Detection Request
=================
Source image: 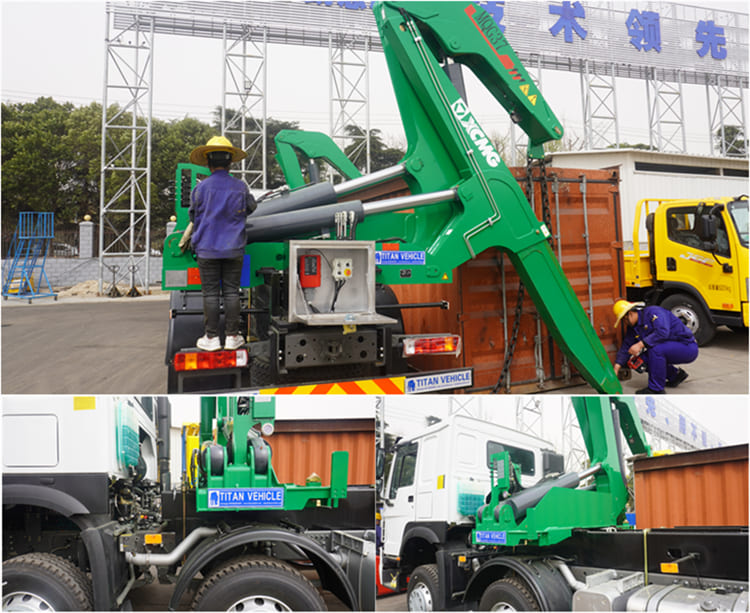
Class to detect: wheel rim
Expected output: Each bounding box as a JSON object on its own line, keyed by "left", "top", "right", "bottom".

{"left": 2, "top": 592, "right": 55, "bottom": 612}
{"left": 408, "top": 582, "right": 433, "bottom": 611}
{"left": 670, "top": 305, "right": 700, "bottom": 333}
{"left": 489, "top": 602, "right": 517, "bottom": 612}
{"left": 226, "top": 595, "right": 292, "bottom": 612}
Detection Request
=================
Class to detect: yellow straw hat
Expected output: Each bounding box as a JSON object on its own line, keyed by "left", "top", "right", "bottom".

{"left": 189, "top": 135, "right": 246, "bottom": 166}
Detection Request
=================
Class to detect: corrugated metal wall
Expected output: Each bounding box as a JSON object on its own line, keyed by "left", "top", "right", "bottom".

{"left": 392, "top": 167, "right": 623, "bottom": 392}
{"left": 633, "top": 444, "right": 749, "bottom": 529}
{"left": 265, "top": 418, "right": 374, "bottom": 486}
{"left": 549, "top": 150, "right": 749, "bottom": 242}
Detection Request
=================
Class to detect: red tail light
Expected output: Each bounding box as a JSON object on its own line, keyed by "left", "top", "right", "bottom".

{"left": 402, "top": 335, "right": 462, "bottom": 357}
{"left": 173, "top": 349, "right": 248, "bottom": 371}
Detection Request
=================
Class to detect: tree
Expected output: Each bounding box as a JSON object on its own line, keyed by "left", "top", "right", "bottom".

{"left": 343, "top": 125, "right": 405, "bottom": 173}
{"left": 151, "top": 117, "right": 214, "bottom": 228}
{"left": 1, "top": 98, "right": 75, "bottom": 228}
{"left": 715, "top": 125, "right": 747, "bottom": 157}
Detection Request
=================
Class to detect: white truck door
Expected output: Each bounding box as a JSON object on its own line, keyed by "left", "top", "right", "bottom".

{"left": 382, "top": 441, "right": 418, "bottom": 559}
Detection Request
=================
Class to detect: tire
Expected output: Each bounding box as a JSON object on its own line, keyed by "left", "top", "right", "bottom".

{"left": 2, "top": 553, "right": 93, "bottom": 611}
{"left": 660, "top": 293, "right": 716, "bottom": 346}
{"left": 406, "top": 564, "right": 440, "bottom": 612}
{"left": 479, "top": 577, "right": 540, "bottom": 612}
{"left": 192, "top": 556, "right": 327, "bottom": 611}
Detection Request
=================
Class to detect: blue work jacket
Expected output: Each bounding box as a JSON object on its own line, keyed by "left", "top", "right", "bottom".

{"left": 189, "top": 169, "right": 256, "bottom": 259}
{"left": 615, "top": 305, "right": 696, "bottom": 367}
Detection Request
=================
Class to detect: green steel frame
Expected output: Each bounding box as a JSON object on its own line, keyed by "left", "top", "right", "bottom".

{"left": 473, "top": 396, "right": 652, "bottom": 547}
{"left": 195, "top": 397, "right": 349, "bottom": 512}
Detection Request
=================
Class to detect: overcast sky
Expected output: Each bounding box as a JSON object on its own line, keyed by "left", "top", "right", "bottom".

{"left": 2, "top": 0, "right": 748, "bottom": 153}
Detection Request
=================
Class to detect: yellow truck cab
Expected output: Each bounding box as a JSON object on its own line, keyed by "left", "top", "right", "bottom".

{"left": 623, "top": 196, "right": 748, "bottom": 345}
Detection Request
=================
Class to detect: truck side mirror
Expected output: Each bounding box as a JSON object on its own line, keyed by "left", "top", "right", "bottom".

{"left": 697, "top": 214, "right": 717, "bottom": 241}
{"left": 376, "top": 447, "right": 385, "bottom": 480}
{"left": 542, "top": 449, "right": 565, "bottom": 476}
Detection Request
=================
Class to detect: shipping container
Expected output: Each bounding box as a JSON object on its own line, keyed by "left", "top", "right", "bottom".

{"left": 633, "top": 444, "right": 749, "bottom": 529}
{"left": 265, "top": 418, "right": 375, "bottom": 486}
{"left": 391, "top": 167, "right": 624, "bottom": 393}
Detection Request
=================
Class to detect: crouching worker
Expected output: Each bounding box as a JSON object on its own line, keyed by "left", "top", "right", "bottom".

{"left": 612, "top": 299, "right": 698, "bottom": 394}
{"left": 188, "top": 136, "right": 257, "bottom": 351}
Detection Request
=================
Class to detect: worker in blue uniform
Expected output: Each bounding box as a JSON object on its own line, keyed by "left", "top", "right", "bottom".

{"left": 188, "top": 136, "right": 256, "bottom": 352}
{"left": 612, "top": 299, "right": 698, "bottom": 394}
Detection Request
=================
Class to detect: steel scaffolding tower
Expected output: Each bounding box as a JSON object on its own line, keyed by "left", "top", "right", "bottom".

{"left": 707, "top": 76, "right": 747, "bottom": 157}
{"left": 329, "top": 32, "right": 370, "bottom": 176}
{"left": 515, "top": 397, "right": 544, "bottom": 441}
{"left": 100, "top": 5, "right": 153, "bottom": 296}
{"left": 646, "top": 69, "right": 687, "bottom": 153}
{"left": 581, "top": 61, "right": 620, "bottom": 150}
{"left": 223, "top": 23, "right": 267, "bottom": 191}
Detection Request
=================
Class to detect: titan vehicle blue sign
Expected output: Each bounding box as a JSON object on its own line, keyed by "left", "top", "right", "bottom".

{"left": 207, "top": 488, "right": 284, "bottom": 509}
{"left": 475, "top": 530, "right": 508, "bottom": 545}
{"left": 375, "top": 250, "right": 426, "bottom": 265}
{"left": 406, "top": 369, "right": 473, "bottom": 393}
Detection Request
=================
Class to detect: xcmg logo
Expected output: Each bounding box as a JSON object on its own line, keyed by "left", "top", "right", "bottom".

{"left": 450, "top": 99, "right": 501, "bottom": 168}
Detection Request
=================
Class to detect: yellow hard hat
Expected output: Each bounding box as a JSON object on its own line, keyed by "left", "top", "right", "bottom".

{"left": 189, "top": 135, "right": 246, "bottom": 166}
{"left": 376, "top": 512, "right": 382, "bottom": 520}
{"left": 613, "top": 299, "right": 644, "bottom": 327}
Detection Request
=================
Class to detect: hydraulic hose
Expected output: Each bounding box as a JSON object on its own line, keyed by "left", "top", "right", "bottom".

{"left": 124, "top": 527, "right": 217, "bottom": 566}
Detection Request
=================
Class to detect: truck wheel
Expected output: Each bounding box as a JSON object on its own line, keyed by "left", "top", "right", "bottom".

{"left": 192, "top": 556, "right": 327, "bottom": 611}
{"left": 406, "top": 564, "right": 440, "bottom": 611}
{"left": 660, "top": 293, "right": 715, "bottom": 346}
{"left": 2, "top": 553, "right": 93, "bottom": 611}
{"left": 479, "top": 577, "right": 540, "bottom": 611}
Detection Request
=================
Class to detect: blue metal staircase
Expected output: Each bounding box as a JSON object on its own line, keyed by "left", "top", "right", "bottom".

{"left": 2, "top": 212, "right": 57, "bottom": 302}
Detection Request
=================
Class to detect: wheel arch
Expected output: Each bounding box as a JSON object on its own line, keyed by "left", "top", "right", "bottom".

{"left": 464, "top": 557, "right": 572, "bottom": 612}
{"left": 657, "top": 282, "right": 712, "bottom": 318}
{"left": 3, "top": 483, "right": 91, "bottom": 517}
{"left": 2, "top": 497, "right": 126, "bottom": 612}
{"left": 168, "top": 526, "right": 358, "bottom": 611}
{"left": 399, "top": 525, "right": 442, "bottom": 570}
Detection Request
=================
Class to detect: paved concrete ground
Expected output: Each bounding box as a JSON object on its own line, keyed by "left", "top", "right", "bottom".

{"left": 2, "top": 293, "right": 747, "bottom": 395}
{"left": 552, "top": 326, "right": 748, "bottom": 396}
{"left": 2, "top": 294, "right": 169, "bottom": 394}
{"left": 377, "top": 590, "right": 408, "bottom": 611}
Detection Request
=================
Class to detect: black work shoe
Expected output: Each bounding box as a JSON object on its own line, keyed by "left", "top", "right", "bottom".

{"left": 666, "top": 368, "right": 689, "bottom": 388}
{"left": 636, "top": 386, "right": 665, "bottom": 394}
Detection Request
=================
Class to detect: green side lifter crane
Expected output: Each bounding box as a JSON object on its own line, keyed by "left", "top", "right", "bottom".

{"left": 378, "top": 396, "right": 747, "bottom": 611}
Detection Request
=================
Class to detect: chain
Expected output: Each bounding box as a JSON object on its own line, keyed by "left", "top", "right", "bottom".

{"left": 538, "top": 156, "right": 554, "bottom": 248}
{"left": 492, "top": 275, "right": 525, "bottom": 393}
{"left": 492, "top": 156, "right": 536, "bottom": 393}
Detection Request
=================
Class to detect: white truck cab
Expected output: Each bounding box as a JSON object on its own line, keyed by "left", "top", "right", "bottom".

{"left": 380, "top": 413, "right": 564, "bottom": 576}
{"left": 3, "top": 395, "right": 158, "bottom": 480}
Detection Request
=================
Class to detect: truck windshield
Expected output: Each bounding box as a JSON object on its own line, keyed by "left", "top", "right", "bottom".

{"left": 728, "top": 199, "right": 748, "bottom": 247}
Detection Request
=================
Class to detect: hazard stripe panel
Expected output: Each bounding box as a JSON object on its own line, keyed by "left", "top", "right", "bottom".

{"left": 258, "top": 376, "right": 405, "bottom": 395}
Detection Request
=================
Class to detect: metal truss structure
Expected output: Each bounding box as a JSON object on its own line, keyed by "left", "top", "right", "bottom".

{"left": 646, "top": 69, "right": 686, "bottom": 153}
{"left": 223, "top": 24, "right": 267, "bottom": 191}
{"left": 100, "top": 6, "right": 153, "bottom": 296}
{"left": 330, "top": 32, "right": 370, "bottom": 177}
{"left": 580, "top": 61, "right": 619, "bottom": 151}
{"left": 515, "top": 397, "right": 544, "bottom": 441}
{"left": 707, "top": 76, "right": 747, "bottom": 157}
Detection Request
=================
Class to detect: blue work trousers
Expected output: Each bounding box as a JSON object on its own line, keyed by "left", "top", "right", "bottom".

{"left": 644, "top": 340, "right": 698, "bottom": 392}
{"left": 197, "top": 256, "right": 243, "bottom": 338}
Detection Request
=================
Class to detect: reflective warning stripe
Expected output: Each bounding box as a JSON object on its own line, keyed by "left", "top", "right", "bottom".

{"left": 258, "top": 376, "right": 405, "bottom": 395}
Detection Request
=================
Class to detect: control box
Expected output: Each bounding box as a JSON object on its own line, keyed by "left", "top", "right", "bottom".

{"left": 288, "top": 240, "right": 397, "bottom": 327}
